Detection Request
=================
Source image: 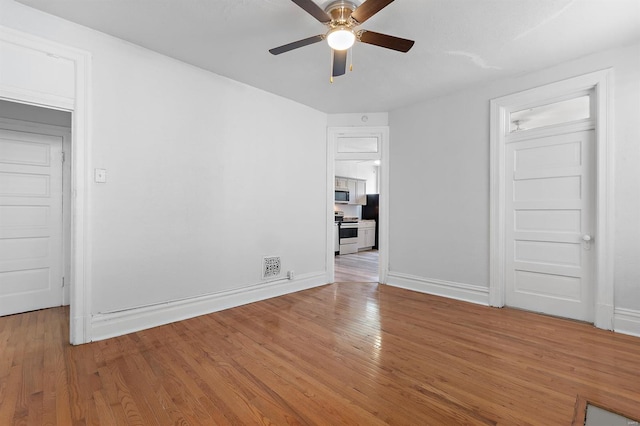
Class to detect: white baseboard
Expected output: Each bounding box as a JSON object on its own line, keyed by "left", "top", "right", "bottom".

{"left": 614, "top": 308, "right": 640, "bottom": 338}
{"left": 386, "top": 272, "right": 489, "bottom": 306}
{"left": 89, "top": 270, "right": 639, "bottom": 342}
{"left": 594, "top": 303, "right": 615, "bottom": 331}
{"left": 90, "top": 272, "right": 328, "bottom": 342}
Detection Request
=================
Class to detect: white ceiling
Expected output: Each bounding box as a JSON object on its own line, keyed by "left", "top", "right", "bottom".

{"left": 15, "top": 0, "right": 640, "bottom": 113}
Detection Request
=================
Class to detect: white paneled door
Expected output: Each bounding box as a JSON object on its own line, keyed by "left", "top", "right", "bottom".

{"left": 0, "top": 128, "right": 64, "bottom": 316}
{"left": 505, "top": 130, "right": 595, "bottom": 321}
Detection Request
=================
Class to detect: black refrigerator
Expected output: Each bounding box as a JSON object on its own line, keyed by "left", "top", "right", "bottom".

{"left": 361, "top": 194, "right": 379, "bottom": 249}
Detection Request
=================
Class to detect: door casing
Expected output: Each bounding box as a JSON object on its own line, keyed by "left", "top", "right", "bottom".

{"left": 326, "top": 126, "right": 389, "bottom": 285}
{"left": 0, "top": 26, "right": 92, "bottom": 344}
{"left": 489, "top": 69, "right": 614, "bottom": 329}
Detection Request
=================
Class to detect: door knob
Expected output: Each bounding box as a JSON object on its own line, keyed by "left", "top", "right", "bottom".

{"left": 582, "top": 235, "right": 592, "bottom": 242}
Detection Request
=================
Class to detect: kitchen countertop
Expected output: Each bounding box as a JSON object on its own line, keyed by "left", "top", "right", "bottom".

{"left": 334, "top": 219, "right": 376, "bottom": 224}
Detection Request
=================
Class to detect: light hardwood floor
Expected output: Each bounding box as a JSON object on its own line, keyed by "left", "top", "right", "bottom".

{"left": 1, "top": 283, "right": 639, "bottom": 425}
{"left": 335, "top": 249, "right": 379, "bottom": 282}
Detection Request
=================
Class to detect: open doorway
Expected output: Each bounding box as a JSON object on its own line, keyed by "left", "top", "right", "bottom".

{"left": 327, "top": 126, "right": 388, "bottom": 285}
{"left": 0, "top": 100, "right": 72, "bottom": 316}
{"left": 334, "top": 159, "right": 379, "bottom": 283}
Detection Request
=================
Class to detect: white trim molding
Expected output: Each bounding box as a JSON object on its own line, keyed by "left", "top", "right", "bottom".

{"left": 326, "top": 137, "right": 336, "bottom": 284}
{"left": 91, "top": 272, "right": 328, "bottom": 342}
{"left": 489, "top": 69, "right": 614, "bottom": 330}
{"left": 386, "top": 272, "right": 490, "bottom": 306}
{"left": 614, "top": 308, "right": 640, "bottom": 338}
{"left": 0, "top": 26, "right": 92, "bottom": 344}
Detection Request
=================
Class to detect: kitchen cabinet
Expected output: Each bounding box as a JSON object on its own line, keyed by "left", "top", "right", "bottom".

{"left": 355, "top": 180, "right": 367, "bottom": 205}
{"left": 363, "top": 228, "right": 375, "bottom": 248}
{"left": 335, "top": 177, "right": 349, "bottom": 190}
{"left": 336, "top": 176, "right": 366, "bottom": 206}
{"left": 358, "top": 221, "right": 376, "bottom": 250}
{"left": 347, "top": 179, "right": 356, "bottom": 204}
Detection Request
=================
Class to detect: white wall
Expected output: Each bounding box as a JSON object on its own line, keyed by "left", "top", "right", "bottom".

{"left": 328, "top": 112, "right": 388, "bottom": 127}
{"left": 335, "top": 204, "right": 361, "bottom": 218}
{"left": 388, "top": 43, "right": 640, "bottom": 325}
{"left": 335, "top": 160, "right": 357, "bottom": 178}
{"left": 359, "top": 163, "right": 378, "bottom": 194}
{"left": 1, "top": 0, "right": 328, "bottom": 338}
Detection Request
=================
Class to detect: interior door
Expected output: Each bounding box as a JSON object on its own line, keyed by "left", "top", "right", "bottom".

{"left": 505, "top": 130, "right": 595, "bottom": 321}
{"left": 0, "top": 128, "right": 64, "bottom": 316}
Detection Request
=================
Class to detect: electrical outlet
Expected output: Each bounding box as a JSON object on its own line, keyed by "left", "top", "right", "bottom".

{"left": 94, "top": 168, "right": 107, "bottom": 183}
{"left": 287, "top": 270, "right": 294, "bottom": 280}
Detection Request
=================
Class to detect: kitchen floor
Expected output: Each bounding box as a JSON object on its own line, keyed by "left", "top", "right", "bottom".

{"left": 335, "top": 250, "right": 378, "bottom": 283}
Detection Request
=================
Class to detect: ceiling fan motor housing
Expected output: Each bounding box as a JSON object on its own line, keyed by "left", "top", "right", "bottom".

{"left": 325, "top": 1, "right": 359, "bottom": 27}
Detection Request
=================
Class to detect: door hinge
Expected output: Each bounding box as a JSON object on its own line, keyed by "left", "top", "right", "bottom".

{"left": 62, "top": 277, "right": 65, "bottom": 287}
{"left": 61, "top": 152, "right": 66, "bottom": 163}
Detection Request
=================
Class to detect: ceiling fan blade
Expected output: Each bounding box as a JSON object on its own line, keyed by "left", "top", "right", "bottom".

{"left": 351, "top": 0, "right": 395, "bottom": 24}
{"left": 269, "top": 35, "right": 325, "bottom": 55}
{"left": 359, "top": 30, "right": 414, "bottom": 52}
{"left": 332, "top": 49, "right": 347, "bottom": 77}
{"left": 291, "top": 0, "right": 331, "bottom": 23}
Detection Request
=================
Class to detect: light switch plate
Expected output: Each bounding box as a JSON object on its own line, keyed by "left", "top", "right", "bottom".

{"left": 94, "top": 168, "right": 107, "bottom": 183}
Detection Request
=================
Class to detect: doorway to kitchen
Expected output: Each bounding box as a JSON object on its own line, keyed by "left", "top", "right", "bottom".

{"left": 327, "top": 127, "right": 388, "bottom": 284}
{"left": 334, "top": 160, "right": 380, "bottom": 282}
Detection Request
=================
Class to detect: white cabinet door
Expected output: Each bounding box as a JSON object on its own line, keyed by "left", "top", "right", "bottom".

{"left": 336, "top": 177, "right": 348, "bottom": 190}
{"left": 356, "top": 180, "right": 367, "bottom": 205}
{"left": 0, "top": 128, "right": 64, "bottom": 316}
{"left": 357, "top": 223, "right": 376, "bottom": 250}
{"left": 357, "top": 230, "right": 366, "bottom": 249}
{"left": 365, "top": 228, "right": 375, "bottom": 247}
{"left": 347, "top": 179, "right": 357, "bottom": 205}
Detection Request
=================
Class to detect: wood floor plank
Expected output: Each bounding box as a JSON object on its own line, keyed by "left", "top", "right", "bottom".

{"left": 226, "top": 327, "right": 389, "bottom": 425}
{"left": 216, "top": 310, "right": 420, "bottom": 424}
{"left": 222, "top": 298, "right": 509, "bottom": 424}
{"left": 95, "top": 366, "right": 129, "bottom": 424}
{"left": 154, "top": 332, "right": 253, "bottom": 424}
{"left": 1, "top": 283, "right": 640, "bottom": 425}
{"left": 92, "top": 388, "right": 119, "bottom": 425}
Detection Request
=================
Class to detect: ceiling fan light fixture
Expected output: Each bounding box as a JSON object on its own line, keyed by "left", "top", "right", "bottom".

{"left": 326, "top": 27, "right": 356, "bottom": 50}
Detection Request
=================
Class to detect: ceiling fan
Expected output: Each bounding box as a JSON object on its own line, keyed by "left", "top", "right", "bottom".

{"left": 269, "top": 0, "right": 415, "bottom": 81}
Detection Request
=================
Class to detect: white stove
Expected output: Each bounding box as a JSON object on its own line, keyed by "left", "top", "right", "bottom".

{"left": 335, "top": 212, "right": 359, "bottom": 255}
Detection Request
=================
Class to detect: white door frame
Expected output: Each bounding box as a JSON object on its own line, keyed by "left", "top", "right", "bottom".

{"left": 0, "top": 26, "right": 92, "bottom": 344}
{"left": 326, "top": 126, "right": 389, "bottom": 284}
{"left": 489, "top": 69, "right": 615, "bottom": 330}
